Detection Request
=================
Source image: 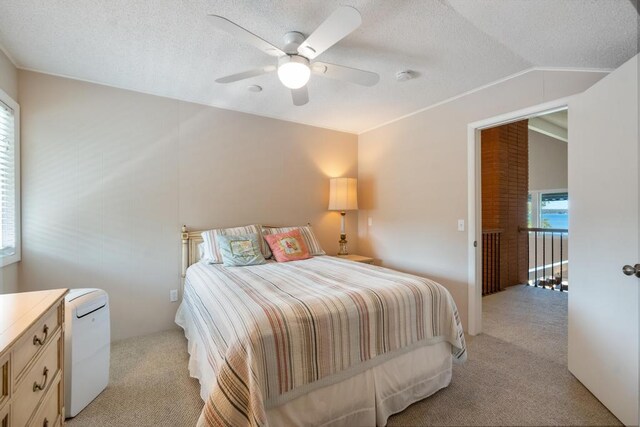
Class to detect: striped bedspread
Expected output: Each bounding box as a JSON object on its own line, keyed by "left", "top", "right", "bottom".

{"left": 178, "top": 256, "right": 466, "bottom": 427}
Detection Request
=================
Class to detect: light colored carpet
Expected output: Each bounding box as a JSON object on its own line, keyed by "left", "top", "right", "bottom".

{"left": 67, "top": 330, "right": 203, "bottom": 426}
{"left": 388, "top": 286, "right": 618, "bottom": 426}
{"left": 481, "top": 285, "right": 568, "bottom": 363}
{"left": 68, "top": 285, "right": 620, "bottom": 426}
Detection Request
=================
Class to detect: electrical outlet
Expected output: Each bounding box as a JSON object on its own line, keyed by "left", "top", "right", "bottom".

{"left": 457, "top": 219, "right": 465, "bottom": 231}
{"left": 170, "top": 289, "right": 178, "bottom": 302}
{"left": 368, "top": 217, "right": 373, "bottom": 227}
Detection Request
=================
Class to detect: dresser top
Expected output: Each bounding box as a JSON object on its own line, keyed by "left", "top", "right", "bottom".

{"left": 0, "top": 289, "right": 67, "bottom": 353}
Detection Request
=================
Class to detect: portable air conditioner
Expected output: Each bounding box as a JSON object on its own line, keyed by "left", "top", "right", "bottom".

{"left": 64, "top": 288, "right": 110, "bottom": 418}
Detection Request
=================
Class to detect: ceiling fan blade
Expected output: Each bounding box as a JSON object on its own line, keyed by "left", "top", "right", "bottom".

{"left": 312, "top": 62, "right": 379, "bottom": 86}
{"left": 215, "top": 66, "right": 276, "bottom": 84}
{"left": 291, "top": 86, "right": 309, "bottom": 106}
{"left": 297, "top": 6, "right": 361, "bottom": 60}
{"left": 209, "top": 15, "right": 285, "bottom": 57}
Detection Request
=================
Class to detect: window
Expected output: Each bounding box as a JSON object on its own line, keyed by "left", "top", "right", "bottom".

{"left": 528, "top": 190, "right": 568, "bottom": 230}
{"left": 0, "top": 91, "right": 19, "bottom": 266}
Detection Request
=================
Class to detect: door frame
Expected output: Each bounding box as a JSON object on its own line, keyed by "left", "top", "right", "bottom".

{"left": 466, "top": 98, "right": 571, "bottom": 335}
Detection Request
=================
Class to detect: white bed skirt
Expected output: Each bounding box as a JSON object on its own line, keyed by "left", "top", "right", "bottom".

{"left": 176, "top": 304, "right": 452, "bottom": 427}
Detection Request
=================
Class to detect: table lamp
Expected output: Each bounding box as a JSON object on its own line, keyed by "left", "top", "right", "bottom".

{"left": 328, "top": 177, "right": 358, "bottom": 255}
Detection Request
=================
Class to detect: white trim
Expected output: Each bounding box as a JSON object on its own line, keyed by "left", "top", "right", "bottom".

{"left": 359, "top": 67, "right": 608, "bottom": 135}
{"left": 534, "top": 187, "right": 568, "bottom": 194}
{"left": 529, "top": 188, "right": 569, "bottom": 228}
{"left": 0, "top": 87, "right": 20, "bottom": 267}
{"left": 466, "top": 126, "right": 482, "bottom": 335}
{"left": 466, "top": 99, "right": 571, "bottom": 336}
{"left": 528, "top": 117, "right": 568, "bottom": 142}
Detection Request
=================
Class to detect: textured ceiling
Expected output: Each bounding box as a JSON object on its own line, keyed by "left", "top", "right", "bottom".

{"left": 539, "top": 110, "right": 568, "bottom": 130}
{"left": 0, "top": 0, "right": 637, "bottom": 133}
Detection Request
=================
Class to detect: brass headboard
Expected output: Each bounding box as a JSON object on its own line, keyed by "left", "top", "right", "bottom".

{"left": 181, "top": 225, "right": 205, "bottom": 278}
{"left": 180, "top": 223, "right": 312, "bottom": 290}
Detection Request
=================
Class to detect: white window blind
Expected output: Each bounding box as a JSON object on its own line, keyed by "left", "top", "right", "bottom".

{"left": 0, "top": 99, "right": 16, "bottom": 257}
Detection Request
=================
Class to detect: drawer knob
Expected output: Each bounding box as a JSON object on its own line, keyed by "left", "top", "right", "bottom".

{"left": 33, "top": 366, "right": 49, "bottom": 392}
{"left": 43, "top": 418, "right": 49, "bottom": 427}
{"left": 33, "top": 324, "right": 49, "bottom": 346}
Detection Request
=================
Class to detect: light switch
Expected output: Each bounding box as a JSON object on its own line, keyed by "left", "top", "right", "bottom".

{"left": 368, "top": 217, "right": 373, "bottom": 227}
{"left": 170, "top": 289, "right": 178, "bottom": 302}
{"left": 457, "top": 219, "right": 465, "bottom": 231}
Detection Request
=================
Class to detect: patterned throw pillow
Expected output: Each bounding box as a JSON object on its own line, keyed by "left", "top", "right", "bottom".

{"left": 201, "top": 224, "right": 270, "bottom": 263}
{"left": 216, "top": 233, "right": 266, "bottom": 267}
{"left": 262, "top": 225, "right": 325, "bottom": 256}
{"left": 264, "top": 229, "right": 311, "bottom": 263}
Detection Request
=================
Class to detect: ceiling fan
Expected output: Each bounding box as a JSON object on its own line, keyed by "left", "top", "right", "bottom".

{"left": 210, "top": 6, "right": 379, "bottom": 106}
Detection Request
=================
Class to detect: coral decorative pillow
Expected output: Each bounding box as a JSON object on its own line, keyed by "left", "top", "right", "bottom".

{"left": 264, "top": 229, "right": 311, "bottom": 262}
{"left": 262, "top": 225, "right": 325, "bottom": 256}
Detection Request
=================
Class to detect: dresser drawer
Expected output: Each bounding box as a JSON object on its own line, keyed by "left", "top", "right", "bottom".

{"left": 13, "top": 331, "right": 62, "bottom": 427}
{"left": 0, "top": 351, "right": 9, "bottom": 410}
{"left": 0, "top": 403, "right": 9, "bottom": 427}
{"left": 29, "top": 375, "right": 62, "bottom": 427}
{"left": 13, "top": 304, "right": 61, "bottom": 384}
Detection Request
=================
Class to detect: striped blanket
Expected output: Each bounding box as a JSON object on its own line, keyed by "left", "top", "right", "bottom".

{"left": 178, "top": 256, "right": 466, "bottom": 427}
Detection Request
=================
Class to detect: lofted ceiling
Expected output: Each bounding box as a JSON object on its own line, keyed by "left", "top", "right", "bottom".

{"left": 0, "top": 0, "right": 637, "bottom": 134}
{"left": 529, "top": 110, "right": 568, "bottom": 142}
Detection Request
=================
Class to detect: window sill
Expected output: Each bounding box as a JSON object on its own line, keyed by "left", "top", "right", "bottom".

{"left": 0, "top": 252, "right": 21, "bottom": 267}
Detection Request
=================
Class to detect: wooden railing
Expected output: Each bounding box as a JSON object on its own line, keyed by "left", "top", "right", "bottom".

{"left": 520, "top": 227, "right": 568, "bottom": 291}
{"left": 482, "top": 229, "right": 502, "bottom": 296}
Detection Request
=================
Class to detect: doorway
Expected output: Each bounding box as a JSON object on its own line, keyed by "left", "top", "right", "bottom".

{"left": 466, "top": 100, "right": 570, "bottom": 336}
{"left": 467, "top": 56, "right": 638, "bottom": 425}
{"left": 479, "top": 110, "right": 569, "bottom": 297}
{"left": 477, "top": 109, "right": 570, "bottom": 362}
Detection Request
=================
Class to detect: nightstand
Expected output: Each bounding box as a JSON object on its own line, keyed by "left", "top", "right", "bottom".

{"left": 334, "top": 254, "right": 375, "bottom": 265}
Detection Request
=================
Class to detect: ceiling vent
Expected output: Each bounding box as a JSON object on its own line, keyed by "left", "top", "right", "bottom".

{"left": 395, "top": 70, "right": 415, "bottom": 82}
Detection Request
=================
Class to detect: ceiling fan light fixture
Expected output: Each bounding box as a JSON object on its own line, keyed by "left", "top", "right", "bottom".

{"left": 278, "top": 55, "right": 311, "bottom": 89}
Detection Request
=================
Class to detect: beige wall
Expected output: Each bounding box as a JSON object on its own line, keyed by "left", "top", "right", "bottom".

{"left": 0, "top": 48, "right": 19, "bottom": 294}
{"left": 357, "top": 70, "right": 605, "bottom": 329}
{"left": 18, "top": 70, "right": 357, "bottom": 341}
{"left": 0, "top": 49, "right": 17, "bottom": 100}
{"left": 528, "top": 130, "right": 568, "bottom": 191}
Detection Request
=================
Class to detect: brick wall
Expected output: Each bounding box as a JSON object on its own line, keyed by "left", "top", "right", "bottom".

{"left": 481, "top": 120, "right": 529, "bottom": 289}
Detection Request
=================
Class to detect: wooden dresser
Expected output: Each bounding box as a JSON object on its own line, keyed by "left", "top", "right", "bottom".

{"left": 0, "top": 289, "right": 68, "bottom": 427}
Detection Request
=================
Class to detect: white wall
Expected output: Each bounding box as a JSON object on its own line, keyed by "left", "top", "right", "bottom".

{"left": 529, "top": 130, "right": 568, "bottom": 191}
{"left": 0, "top": 48, "right": 19, "bottom": 294}
{"left": 18, "top": 70, "right": 358, "bottom": 341}
{"left": 357, "top": 69, "right": 606, "bottom": 329}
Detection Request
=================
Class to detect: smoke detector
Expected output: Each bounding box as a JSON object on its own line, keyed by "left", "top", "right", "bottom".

{"left": 395, "top": 70, "right": 415, "bottom": 82}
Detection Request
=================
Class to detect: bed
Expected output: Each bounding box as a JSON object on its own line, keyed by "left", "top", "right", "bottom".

{"left": 176, "top": 226, "right": 466, "bottom": 427}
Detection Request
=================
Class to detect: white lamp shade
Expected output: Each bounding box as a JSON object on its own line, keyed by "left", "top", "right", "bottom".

{"left": 328, "top": 178, "right": 358, "bottom": 211}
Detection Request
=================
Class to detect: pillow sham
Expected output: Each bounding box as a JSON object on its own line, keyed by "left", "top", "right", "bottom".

{"left": 264, "top": 229, "right": 311, "bottom": 262}
{"left": 262, "top": 225, "right": 325, "bottom": 256}
{"left": 216, "top": 233, "right": 266, "bottom": 267}
{"left": 201, "top": 224, "right": 269, "bottom": 263}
